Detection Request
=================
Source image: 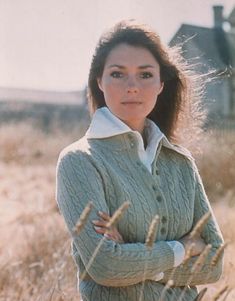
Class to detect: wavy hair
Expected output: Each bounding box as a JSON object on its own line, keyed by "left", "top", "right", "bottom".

{"left": 87, "top": 20, "right": 206, "bottom": 145}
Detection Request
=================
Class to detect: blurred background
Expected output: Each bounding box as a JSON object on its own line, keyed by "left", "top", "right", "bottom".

{"left": 0, "top": 0, "right": 235, "bottom": 300}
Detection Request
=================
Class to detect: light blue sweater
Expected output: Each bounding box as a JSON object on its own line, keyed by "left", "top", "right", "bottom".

{"left": 56, "top": 109, "right": 224, "bottom": 301}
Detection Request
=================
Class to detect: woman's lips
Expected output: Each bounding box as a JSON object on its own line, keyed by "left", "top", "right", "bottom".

{"left": 121, "top": 101, "right": 142, "bottom": 105}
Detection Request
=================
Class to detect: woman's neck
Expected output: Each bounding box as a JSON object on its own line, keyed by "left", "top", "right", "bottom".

{"left": 121, "top": 119, "right": 146, "bottom": 135}
{"left": 119, "top": 117, "right": 148, "bottom": 148}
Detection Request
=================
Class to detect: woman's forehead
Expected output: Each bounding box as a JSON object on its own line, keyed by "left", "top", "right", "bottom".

{"left": 104, "top": 43, "right": 160, "bottom": 69}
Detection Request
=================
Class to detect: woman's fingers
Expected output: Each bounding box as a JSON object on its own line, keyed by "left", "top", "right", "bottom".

{"left": 104, "top": 233, "right": 114, "bottom": 239}
{"left": 93, "top": 225, "right": 114, "bottom": 237}
{"left": 98, "top": 211, "right": 110, "bottom": 221}
{"left": 104, "top": 232, "right": 124, "bottom": 243}
{"left": 94, "top": 226, "right": 107, "bottom": 234}
{"left": 92, "top": 219, "right": 109, "bottom": 228}
{"left": 92, "top": 212, "right": 111, "bottom": 235}
{"left": 92, "top": 211, "right": 124, "bottom": 244}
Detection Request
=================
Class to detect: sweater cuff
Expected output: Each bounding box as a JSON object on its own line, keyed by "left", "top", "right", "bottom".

{"left": 166, "top": 241, "right": 185, "bottom": 267}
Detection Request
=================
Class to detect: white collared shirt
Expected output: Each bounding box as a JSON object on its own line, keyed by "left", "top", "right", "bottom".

{"left": 85, "top": 107, "right": 186, "bottom": 279}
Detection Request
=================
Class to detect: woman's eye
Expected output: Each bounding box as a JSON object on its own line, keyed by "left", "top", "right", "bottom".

{"left": 141, "top": 72, "right": 153, "bottom": 79}
{"left": 110, "top": 71, "right": 123, "bottom": 78}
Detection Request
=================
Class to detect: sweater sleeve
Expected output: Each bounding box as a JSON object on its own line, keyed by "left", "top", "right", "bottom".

{"left": 56, "top": 151, "right": 175, "bottom": 287}
{"left": 159, "top": 161, "right": 224, "bottom": 286}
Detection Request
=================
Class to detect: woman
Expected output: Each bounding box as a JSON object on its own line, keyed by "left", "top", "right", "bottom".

{"left": 56, "top": 20, "right": 224, "bottom": 301}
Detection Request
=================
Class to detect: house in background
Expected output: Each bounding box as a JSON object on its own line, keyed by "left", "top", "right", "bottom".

{"left": 0, "top": 87, "right": 89, "bottom": 131}
{"left": 169, "top": 5, "right": 235, "bottom": 128}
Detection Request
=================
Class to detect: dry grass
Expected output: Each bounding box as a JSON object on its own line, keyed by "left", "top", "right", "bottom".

{"left": 194, "top": 129, "right": 235, "bottom": 201}
{"left": 0, "top": 122, "right": 235, "bottom": 300}
{"left": 0, "top": 121, "right": 87, "bottom": 165}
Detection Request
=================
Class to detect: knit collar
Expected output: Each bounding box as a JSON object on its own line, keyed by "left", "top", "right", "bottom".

{"left": 85, "top": 107, "right": 193, "bottom": 161}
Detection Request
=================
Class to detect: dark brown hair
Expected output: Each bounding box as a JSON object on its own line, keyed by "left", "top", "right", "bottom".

{"left": 87, "top": 20, "right": 206, "bottom": 144}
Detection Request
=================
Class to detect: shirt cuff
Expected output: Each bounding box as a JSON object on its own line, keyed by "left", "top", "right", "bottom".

{"left": 166, "top": 241, "right": 185, "bottom": 267}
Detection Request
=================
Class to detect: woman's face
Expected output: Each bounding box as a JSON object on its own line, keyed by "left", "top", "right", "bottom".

{"left": 97, "top": 43, "right": 164, "bottom": 133}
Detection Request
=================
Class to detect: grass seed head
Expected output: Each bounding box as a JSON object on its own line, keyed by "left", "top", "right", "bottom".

{"left": 145, "top": 215, "right": 160, "bottom": 249}
{"left": 190, "top": 212, "right": 211, "bottom": 239}
{"left": 195, "top": 287, "right": 207, "bottom": 301}
{"left": 192, "top": 244, "right": 212, "bottom": 273}
{"left": 212, "top": 285, "right": 229, "bottom": 301}
{"left": 211, "top": 243, "right": 227, "bottom": 267}
{"left": 73, "top": 202, "right": 93, "bottom": 235}
{"left": 106, "top": 201, "right": 130, "bottom": 228}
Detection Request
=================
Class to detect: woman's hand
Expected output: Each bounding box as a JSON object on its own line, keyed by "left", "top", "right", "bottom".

{"left": 179, "top": 233, "right": 206, "bottom": 258}
{"left": 92, "top": 211, "right": 124, "bottom": 244}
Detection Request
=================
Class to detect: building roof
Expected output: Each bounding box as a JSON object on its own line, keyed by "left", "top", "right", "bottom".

{"left": 169, "top": 23, "right": 234, "bottom": 72}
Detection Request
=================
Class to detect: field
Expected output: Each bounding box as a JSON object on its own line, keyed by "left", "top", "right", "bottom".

{"left": 0, "top": 122, "right": 234, "bottom": 301}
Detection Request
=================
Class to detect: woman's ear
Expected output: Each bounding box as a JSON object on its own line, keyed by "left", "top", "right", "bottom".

{"left": 158, "top": 82, "right": 164, "bottom": 95}
{"left": 97, "top": 78, "right": 103, "bottom": 92}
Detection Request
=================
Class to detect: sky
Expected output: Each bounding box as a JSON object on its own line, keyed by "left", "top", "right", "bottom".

{"left": 0, "top": 0, "right": 234, "bottom": 91}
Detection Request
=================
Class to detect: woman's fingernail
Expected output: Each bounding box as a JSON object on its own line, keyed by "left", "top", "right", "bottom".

{"left": 92, "top": 220, "right": 98, "bottom": 224}
{"left": 94, "top": 226, "right": 101, "bottom": 231}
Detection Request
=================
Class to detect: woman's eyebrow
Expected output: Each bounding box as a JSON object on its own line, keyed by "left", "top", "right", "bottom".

{"left": 107, "top": 64, "right": 156, "bottom": 69}
{"left": 139, "top": 65, "right": 156, "bottom": 69}
{"left": 107, "top": 64, "right": 125, "bottom": 69}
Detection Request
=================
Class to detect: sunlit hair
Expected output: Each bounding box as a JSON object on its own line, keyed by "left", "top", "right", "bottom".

{"left": 87, "top": 20, "right": 206, "bottom": 145}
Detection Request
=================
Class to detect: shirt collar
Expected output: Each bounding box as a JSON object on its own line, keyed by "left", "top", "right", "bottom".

{"left": 85, "top": 107, "right": 193, "bottom": 160}
{"left": 85, "top": 107, "right": 135, "bottom": 139}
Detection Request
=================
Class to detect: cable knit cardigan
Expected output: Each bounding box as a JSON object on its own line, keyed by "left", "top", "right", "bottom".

{"left": 56, "top": 132, "right": 224, "bottom": 301}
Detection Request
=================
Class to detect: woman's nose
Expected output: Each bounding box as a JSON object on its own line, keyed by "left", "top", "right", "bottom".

{"left": 126, "top": 76, "right": 139, "bottom": 93}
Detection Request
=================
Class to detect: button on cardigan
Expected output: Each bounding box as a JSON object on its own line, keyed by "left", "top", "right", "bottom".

{"left": 56, "top": 108, "right": 224, "bottom": 301}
